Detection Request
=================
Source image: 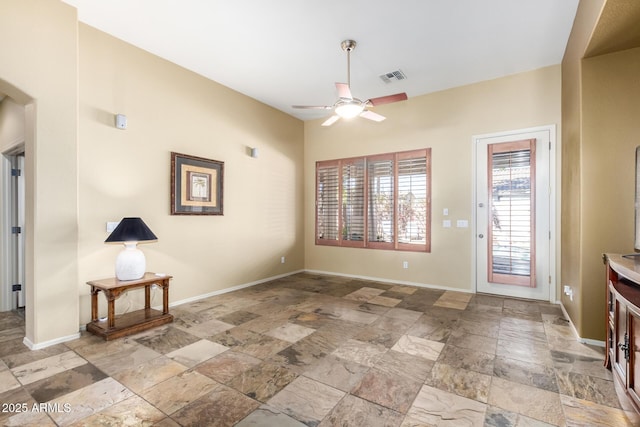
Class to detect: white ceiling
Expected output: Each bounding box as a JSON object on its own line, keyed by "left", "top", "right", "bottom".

{"left": 61, "top": 0, "right": 579, "bottom": 121}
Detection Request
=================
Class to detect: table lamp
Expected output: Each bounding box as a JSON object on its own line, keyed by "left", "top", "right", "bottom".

{"left": 105, "top": 217, "right": 158, "bottom": 281}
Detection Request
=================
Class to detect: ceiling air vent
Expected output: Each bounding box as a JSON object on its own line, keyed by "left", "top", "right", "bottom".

{"left": 379, "top": 69, "right": 407, "bottom": 84}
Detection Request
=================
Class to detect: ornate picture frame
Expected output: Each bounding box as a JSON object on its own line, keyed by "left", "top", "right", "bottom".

{"left": 171, "top": 152, "right": 224, "bottom": 215}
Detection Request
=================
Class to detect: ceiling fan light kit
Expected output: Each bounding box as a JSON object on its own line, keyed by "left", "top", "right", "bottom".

{"left": 293, "top": 39, "right": 408, "bottom": 127}
{"left": 334, "top": 100, "right": 365, "bottom": 119}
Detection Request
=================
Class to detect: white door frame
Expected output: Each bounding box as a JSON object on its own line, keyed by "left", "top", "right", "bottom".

{"left": 0, "top": 154, "right": 12, "bottom": 312}
{"left": 471, "top": 125, "right": 557, "bottom": 302}
{"left": 1, "top": 145, "right": 25, "bottom": 312}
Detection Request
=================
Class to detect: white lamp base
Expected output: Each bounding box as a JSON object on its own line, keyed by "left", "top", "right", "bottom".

{"left": 115, "top": 242, "right": 146, "bottom": 281}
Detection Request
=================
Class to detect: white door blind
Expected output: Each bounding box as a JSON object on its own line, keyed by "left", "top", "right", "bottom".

{"left": 488, "top": 139, "right": 536, "bottom": 287}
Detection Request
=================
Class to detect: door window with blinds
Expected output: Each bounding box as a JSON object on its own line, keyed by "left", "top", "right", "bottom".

{"left": 487, "top": 139, "right": 536, "bottom": 287}
{"left": 316, "top": 148, "right": 431, "bottom": 252}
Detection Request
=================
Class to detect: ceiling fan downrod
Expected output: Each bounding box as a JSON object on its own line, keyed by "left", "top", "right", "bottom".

{"left": 341, "top": 40, "right": 356, "bottom": 90}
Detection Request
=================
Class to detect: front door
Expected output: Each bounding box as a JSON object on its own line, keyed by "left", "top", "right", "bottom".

{"left": 475, "top": 127, "right": 554, "bottom": 301}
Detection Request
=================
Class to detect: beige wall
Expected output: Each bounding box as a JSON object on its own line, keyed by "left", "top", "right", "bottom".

{"left": 305, "top": 66, "right": 561, "bottom": 292}
{"left": 0, "top": 1, "right": 303, "bottom": 345}
{"left": 0, "top": 98, "right": 25, "bottom": 153}
{"left": 77, "top": 25, "right": 305, "bottom": 323}
{"left": 560, "top": 0, "right": 606, "bottom": 339}
{"left": 0, "top": 0, "right": 79, "bottom": 345}
{"left": 560, "top": 0, "right": 640, "bottom": 341}
{"left": 579, "top": 47, "right": 640, "bottom": 339}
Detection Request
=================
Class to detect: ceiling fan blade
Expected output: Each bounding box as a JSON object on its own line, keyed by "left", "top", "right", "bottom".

{"left": 360, "top": 110, "right": 386, "bottom": 122}
{"left": 336, "top": 83, "right": 352, "bottom": 99}
{"left": 321, "top": 115, "right": 341, "bottom": 127}
{"left": 367, "top": 92, "right": 408, "bottom": 107}
{"left": 292, "top": 105, "right": 332, "bottom": 110}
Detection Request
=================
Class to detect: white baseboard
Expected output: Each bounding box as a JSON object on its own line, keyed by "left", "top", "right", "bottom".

{"left": 303, "top": 269, "right": 474, "bottom": 294}
{"left": 23, "top": 332, "right": 81, "bottom": 350}
{"left": 149, "top": 270, "right": 305, "bottom": 310}
{"left": 559, "top": 303, "right": 605, "bottom": 347}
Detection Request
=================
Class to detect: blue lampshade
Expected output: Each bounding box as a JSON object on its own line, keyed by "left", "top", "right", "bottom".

{"left": 105, "top": 217, "right": 157, "bottom": 243}
{"left": 105, "top": 217, "right": 157, "bottom": 281}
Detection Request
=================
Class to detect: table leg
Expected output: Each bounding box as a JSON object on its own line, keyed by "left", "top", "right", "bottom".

{"left": 107, "top": 297, "right": 115, "bottom": 329}
{"left": 162, "top": 280, "right": 169, "bottom": 315}
{"left": 91, "top": 287, "right": 98, "bottom": 323}
{"left": 145, "top": 285, "right": 151, "bottom": 310}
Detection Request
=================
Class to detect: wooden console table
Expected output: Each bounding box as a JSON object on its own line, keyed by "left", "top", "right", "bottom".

{"left": 86, "top": 273, "right": 173, "bottom": 340}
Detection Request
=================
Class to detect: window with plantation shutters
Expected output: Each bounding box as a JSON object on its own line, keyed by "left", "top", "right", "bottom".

{"left": 315, "top": 149, "right": 431, "bottom": 252}
{"left": 316, "top": 161, "right": 340, "bottom": 245}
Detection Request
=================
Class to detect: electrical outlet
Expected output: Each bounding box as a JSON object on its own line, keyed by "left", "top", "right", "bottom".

{"left": 403, "top": 261, "right": 408, "bottom": 269}
{"left": 281, "top": 256, "right": 285, "bottom": 264}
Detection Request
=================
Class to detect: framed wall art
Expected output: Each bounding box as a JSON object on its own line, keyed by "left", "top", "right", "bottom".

{"left": 171, "top": 152, "right": 224, "bottom": 215}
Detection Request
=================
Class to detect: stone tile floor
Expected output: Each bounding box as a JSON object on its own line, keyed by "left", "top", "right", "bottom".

{"left": 0, "top": 272, "right": 638, "bottom": 426}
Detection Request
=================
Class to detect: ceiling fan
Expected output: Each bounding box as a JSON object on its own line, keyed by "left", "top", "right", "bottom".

{"left": 292, "top": 40, "right": 408, "bottom": 127}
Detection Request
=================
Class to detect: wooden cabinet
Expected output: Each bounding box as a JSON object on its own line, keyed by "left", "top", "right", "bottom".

{"left": 629, "top": 310, "right": 640, "bottom": 406}
{"left": 605, "top": 254, "right": 640, "bottom": 414}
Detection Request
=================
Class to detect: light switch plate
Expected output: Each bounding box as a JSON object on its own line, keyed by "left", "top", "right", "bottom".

{"left": 456, "top": 220, "right": 469, "bottom": 228}
{"left": 443, "top": 220, "right": 451, "bottom": 228}
{"left": 106, "top": 221, "right": 120, "bottom": 232}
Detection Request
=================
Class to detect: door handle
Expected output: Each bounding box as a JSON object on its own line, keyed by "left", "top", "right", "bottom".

{"left": 478, "top": 234, "right": 484, "bottom": 239}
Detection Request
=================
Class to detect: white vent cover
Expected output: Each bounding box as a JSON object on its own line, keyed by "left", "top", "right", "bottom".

{"left": 379, "top": 70, "right": 407, "bottom": 84}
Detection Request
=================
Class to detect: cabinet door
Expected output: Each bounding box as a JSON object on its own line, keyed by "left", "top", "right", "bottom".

{"left": 607, "top": 283, "right": 616, "bottom": 368}
{"left": 629, "top": 308, "right": 640, "bottom": 409}
{"left": 614, "top": 300, "right": 628, "bottom": 381}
